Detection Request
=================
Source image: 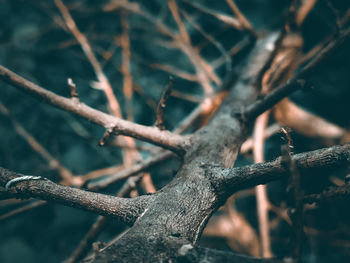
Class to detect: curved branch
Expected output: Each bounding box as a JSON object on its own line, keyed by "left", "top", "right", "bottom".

{"left": 0, "top": 65, "right": 189, "bottom": 155}
{"left": 0, "top": 167, "right": 150, "bottom": 226}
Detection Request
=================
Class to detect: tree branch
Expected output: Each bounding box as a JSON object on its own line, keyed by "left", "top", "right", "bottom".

{"left": 0, "top": 167, "right": 150, "bottom": 226}
{"left": 211, "top": 144, "right": 350, "bottom": 197}
{"left": 0, "top": 65, "right": 189, "bottom": 155}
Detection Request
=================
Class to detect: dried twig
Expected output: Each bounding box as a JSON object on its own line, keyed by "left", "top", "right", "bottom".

{"left": 0, "top": 101, "right": 74, "bottom": 184}
{"left": 0, "top": 200, "right": 47, "bottom": 223}
{"left": 253, "top": 111, "right": 273, "bottom": 257}
{"left": 225, "top": 0, "right": 257, "bottom": 37}
{"left": 55, "top": 0, "right": 122, "bottom": 117}
{"left": 87, "top": 150, "right": 174, "bottom": 191}
{"left": 155, "top": 77, "right": 174, "bottom": 130}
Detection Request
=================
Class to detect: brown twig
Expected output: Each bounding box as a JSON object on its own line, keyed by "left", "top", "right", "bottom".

{"left": 87, "top": 150, "right": 174, "bottom": 191}
{"left": 155, "top": 77, "right": 174, "bottom": 130}
{"left": 0, "top": 200, "right": 47, "bottom": 223}
{"left": 225, "top": 0, "right": 257, "bottom": 37}
{"left": 168, "top": 0, "right": 218, "bottom": 94}
{"left": 150, "top": 64, "right": 198, "bottom": 82}
{"left": 181, "top": 0, "right": 242, "bottom": 30}
{"left": 119, "top": 11, "right": 134, "bottom": 121}
{"left": 295, "top": 0, "right": 317, "bottom": 26}
{"left": 54, "top": 0, "right": 122, "bottom": 118}
{"left": 181, "top": 10, "right": 232, "bottom": 73}
{"left": 253, "top": 111, "right": 273, "bottom": 258}
{"left": 0, "top": 101, "right": 75, "bottom": 185}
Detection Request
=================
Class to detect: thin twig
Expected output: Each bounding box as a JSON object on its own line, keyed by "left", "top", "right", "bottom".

{"left": 0, "top": 200, "right": 47, "bottom": 223}
{"left": 253, "top": 111, "right": 273, "bottom": 257}
{"left": 87, "top": 150, "right": 174, "bottom": 191}
{"left": 225, "top": 0, "right": 257, "bottom": 37}
{"left": 180, "top": 0, "right": 242, "bottom": 30}
{"left": 120, "top": 11, "right": 134, "bottom": 121}
{"left": 155, "top": 77, "right": 174, "bottom": 130}
{"left": 0, "top": 101, "right": 74, "bottom": 184}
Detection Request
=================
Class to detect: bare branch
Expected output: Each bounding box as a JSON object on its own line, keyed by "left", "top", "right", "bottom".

{"left": 0, "top": 65, "right": 189, "bottom": 155}
{"left": 253, "top": 111, "right": 272, "bottom": 257}
{"left": 211, "top": 144, "right": 350, "bottom": 197}
{"left": 181, "top": 0, "right": 242, "bottom": 30}
{"left": 225, "top": 0, "right": 257, "bottom": 37}
{"left": 0, "top": 200, "right": 47, "bottom": 223}
{"left": 55, "top": 0, "right": 122, "bottom": 117}
{"left": 0, "top": 167, "right": 150, "bottom": 226}
{"left": 0, "top": 101, "right": 75, "bottom": 184}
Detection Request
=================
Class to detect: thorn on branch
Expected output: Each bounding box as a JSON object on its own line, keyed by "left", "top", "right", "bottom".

{"left": 68, "top": 78, "right": 80, "bottom": 103}
{"left": 98, "top": 128, "right": 113, "bottom": 146}
{"left": 155, "top": 76, "right": 174, "bottom": 130}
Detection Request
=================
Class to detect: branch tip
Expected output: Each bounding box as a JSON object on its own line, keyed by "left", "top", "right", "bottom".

{"left": 68, "top": 78, "right": 80, "bottom": 102}
{"left": 155, "top": 76, "right": 174, "bottom": 130}
{"left": 98, "top": 128, "right": 113, "bottom": 146}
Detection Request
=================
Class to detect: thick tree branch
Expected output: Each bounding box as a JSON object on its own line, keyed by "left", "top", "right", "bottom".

{"left": 0, "top": 167, "right": 150, "bottom": 226}
{"left": 0, "top": 65, "right": 189, "bottom": 155}
{"left": 211, "top": 144, "right": 350, "bottom": 197}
